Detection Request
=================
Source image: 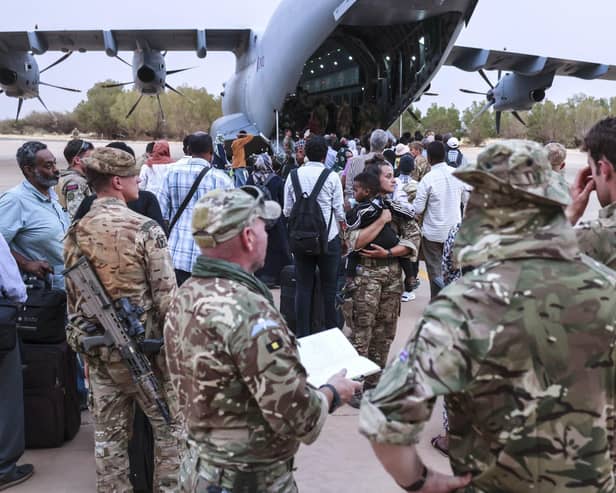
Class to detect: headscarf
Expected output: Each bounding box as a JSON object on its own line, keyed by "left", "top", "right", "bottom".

{"left": 252, "top": 153, "right": 275, "bottom": 185}
{"left": 347, "top": 140, "right": 358, "bottom": 156}
{"left": 146, "top": 140, "right": 173, "bottom": 166}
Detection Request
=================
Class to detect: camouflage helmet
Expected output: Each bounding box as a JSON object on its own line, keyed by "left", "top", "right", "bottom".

{"left": 453, "top": 139, "right": 571, "bottom": 207}
{"left": 192, "top": 186, "right": 281, "bottom": 248}
{"left": 82, "top": 147, "right": 138, "bottom": 177}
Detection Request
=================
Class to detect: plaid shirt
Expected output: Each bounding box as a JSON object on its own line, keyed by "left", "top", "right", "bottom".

{"left": 158, "top": 158, "right": 233, "bottom": 272}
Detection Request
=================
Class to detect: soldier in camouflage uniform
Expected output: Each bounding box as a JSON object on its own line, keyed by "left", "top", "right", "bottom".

{"left": 567, "top": 117, "right": 616, "bottom": 269}
{"left": 409, "top": 141, "right": 430, "bottom": 182}
{"left": 359, "top": 140, "right": 616, "bottom": 493}
{"left": 344, "top": 157, "right": 420, "bottom": 392}
{"left": 63, "top": 147, "right": 179, "bottom": 492}
{"left": 164, "top": 187, "right": 361, "bottom": 493}
{"left": 56, "top": 139, "right": 94, "bottom": 219}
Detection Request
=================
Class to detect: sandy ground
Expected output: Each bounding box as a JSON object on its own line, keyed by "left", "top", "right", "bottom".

{"left": 0, "top": 136, "right": 601, "bottom": 492}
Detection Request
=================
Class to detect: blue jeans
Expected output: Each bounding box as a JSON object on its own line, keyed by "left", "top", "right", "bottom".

{"left": 294, "top": 237, "right": 341, "bottom": 338}
{"left": 233, "top": 168, "right": 248, "bottom": 188}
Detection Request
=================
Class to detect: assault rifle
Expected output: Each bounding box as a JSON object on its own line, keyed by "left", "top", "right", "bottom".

{"left": 63, "top": 256, "right": 171, "bottom": 425}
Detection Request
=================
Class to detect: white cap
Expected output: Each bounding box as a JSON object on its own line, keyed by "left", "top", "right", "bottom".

{"left": 447, "top": 137, "right": 460, "bottom": 149}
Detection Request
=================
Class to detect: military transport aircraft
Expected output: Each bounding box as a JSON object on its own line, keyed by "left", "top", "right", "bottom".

{"left": 0, "top": 0, "right": 615, "bottom": 136}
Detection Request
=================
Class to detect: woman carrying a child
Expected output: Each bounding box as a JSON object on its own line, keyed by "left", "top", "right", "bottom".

{"left": 343, "top": 155, "right": 420, "bottom": 405}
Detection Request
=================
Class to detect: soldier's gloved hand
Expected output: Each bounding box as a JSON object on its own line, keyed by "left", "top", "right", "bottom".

{"left": 326, "top": 369, "right": 363, "bottom": 405}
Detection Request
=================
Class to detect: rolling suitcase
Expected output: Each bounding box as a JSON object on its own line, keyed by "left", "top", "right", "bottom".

{"left": 278, "top": 265, "right": 327, "bottom": 334}
{"left": 22, "top": 341, "right": 81, "bottom": 448}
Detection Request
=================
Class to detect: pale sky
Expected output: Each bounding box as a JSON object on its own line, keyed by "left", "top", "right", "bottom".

{"left": 0, "top": 0, "right": 615, "bottom": 120}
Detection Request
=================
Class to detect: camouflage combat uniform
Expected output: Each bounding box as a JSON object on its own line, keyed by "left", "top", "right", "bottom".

{"left": 164, "top": 187, "right": 328, "bottom": 493}
{"left": 63, "top": 148, "right": 179, "bottom": 492}
{"left": 576, "top": 202, "right": 616, "bottom": 270}
{"left": 345, "top": 201, "right": 420, "bottom": 386}
{"left": 360, "top": 140, "right": 616, "bottom": 492}
{"left": 56, "top": 168, "right": 91, "bottom": 220}
{"left": 411, "top": 154, "right": 430, "bottom": 182}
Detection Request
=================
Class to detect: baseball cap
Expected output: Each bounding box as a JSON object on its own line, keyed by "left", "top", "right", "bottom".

{"left": 395, "top": 143, "right": 410, "bottom": 156}
{"left": 83, "top": 147, "right": 138, "bottom": 176}
{"left": 447, "top": 137, "right": 460, "bottom": 149}
{"left": 192, "top": 187, "right": 281, "bottom": 248}
{"left": 454, "top": 140, "right": 571, "bottom": 207}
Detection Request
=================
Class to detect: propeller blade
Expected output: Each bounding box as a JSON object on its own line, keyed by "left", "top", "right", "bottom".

{"left": 156, "top": 94, "right": 166, "bottom": 122}
{"left": 15, "top": 98, "right": 23, "bottom": 122}
{"left": 406, "top": 108, "right": 421, "bottom": 123}
{"left": 495, "top": 111, "right": 502, "bottom": 135}
{"left": 102, "top": 81, "right": 133, "bottom": 88}
{"left": 165, "top": 83, "right": 185, "bottom": 97}
{"left": 40, "top": 51, "right": 72, "bottom": 74}
{"left": 37, "top": 95, "right": 56, "bottom": 120}
{"left": 460, "top": 89, "right": 487, "bottom": 96}
{"left": 162, "top": 50, "right": 168, "bottom": 57}
{"left": 478, "top": 69, "right": 495, "bottom": 90}
{"left": 39, "top": 81, "right": 81, "bottom": 93}
{"left": 423, "top": 92, "right": 439, "bottom": 97}
{"left": 511, "top": 111, "right": 527, "bottom": 126}
{"left": 126, "top": 94, "right": 144, "bottom": 119}
{"left": 115, "top": 55, "right": 132, "bottom": 67}
{"left": 498, "top": 70, "right": 502, "bottom": 81}
{"left": 166, "top": 67, "right": 194, "bottom": 76}
{"left": 475, "top": 101, "right": 494, "bottom": 119}
{"left": 0, "top": 89, "right": 3, "bottom": 95}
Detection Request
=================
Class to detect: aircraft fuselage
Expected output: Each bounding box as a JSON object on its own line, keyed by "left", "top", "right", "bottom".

{"left": 213, "top": 0, "right": 479, "bottom": 139}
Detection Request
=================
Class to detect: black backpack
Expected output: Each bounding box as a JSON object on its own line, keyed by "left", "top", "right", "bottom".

{"left": 288, "top": 168, "right": 333, "bottom": 256}
{"left": 447, "top": 150, "right": 464, "bottom": 168}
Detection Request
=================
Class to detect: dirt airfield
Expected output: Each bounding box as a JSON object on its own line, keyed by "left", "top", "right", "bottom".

{"left": 0, "top": 135, "right": 601, "bottom": 492}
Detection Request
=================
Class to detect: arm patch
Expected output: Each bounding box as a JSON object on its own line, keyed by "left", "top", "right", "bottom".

{"left": 266, "top": 338, "right": 284, "bottom": 353}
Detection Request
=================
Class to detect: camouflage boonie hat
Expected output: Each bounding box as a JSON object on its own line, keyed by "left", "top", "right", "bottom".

{"left": 454, "top": 139, "right": 571, "bottom": 206}
{"left": 83, "top": 147, "right": 138, "bottom": 177}
{"left": 192, "top": 187, "right": 281, "bottom": 248}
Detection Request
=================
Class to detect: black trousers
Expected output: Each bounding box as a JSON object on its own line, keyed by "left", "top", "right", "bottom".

{"left": 0, "top": 341, "right": 25, "bottom": 478}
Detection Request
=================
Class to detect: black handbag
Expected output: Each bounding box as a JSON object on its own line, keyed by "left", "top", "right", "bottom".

{"left": 17, "top": 279, "right": 67, "bottom": 344}
{"left": 0, "top": 298, "right": 18, "bottom": 353}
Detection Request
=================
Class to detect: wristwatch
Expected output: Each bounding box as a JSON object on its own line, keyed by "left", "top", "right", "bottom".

{"left": 398, "top": 465, "right": 428, "bottom": 491}
{"left": 387, "top": 248, "right": 394, "bottom": 259}
{"left": 319, "top": 384, "right": 341, "bottom": 413}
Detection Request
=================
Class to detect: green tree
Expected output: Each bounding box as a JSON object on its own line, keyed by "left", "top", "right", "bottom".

{"left": 526, "top": 100, "right": 574, "bottom": 145}
{"left": 388, "top": 106, "right": 421, "bottom": 138}
{"left": 568, "top": 94, "right": 608, "bottom": 145}
{"left": 462, "top": 101, "right": 496, "bottom": 145}
{"left": 421, "top": 103, "right": 461, "bottom": 135}
{"left": 74, "top": 81, "right": 123, "bottom": 138}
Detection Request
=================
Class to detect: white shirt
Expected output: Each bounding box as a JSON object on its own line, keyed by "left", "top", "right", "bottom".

{"left": 283, "top": 161, "right": 345, "bottom": 242}
{"left": 325, "top": 147, "right": 337, "bottom": 170}
{"left": 412, "top": 162, "right": 467, "bottom": 242}
{"left": 139, "top": 163, "right": 172, "bottom": 197}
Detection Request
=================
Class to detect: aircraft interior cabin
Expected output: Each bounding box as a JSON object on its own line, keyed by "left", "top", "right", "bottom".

{"left": 280, "top": 12, "right": 464, "bottom": 138}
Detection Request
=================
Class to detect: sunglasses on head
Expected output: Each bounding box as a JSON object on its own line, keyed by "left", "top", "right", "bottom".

{"left": 78, "top": 140, "right": 92, "bottom": 156}
{"left": 240, "top": 185, "right": 276, "bottom": 230}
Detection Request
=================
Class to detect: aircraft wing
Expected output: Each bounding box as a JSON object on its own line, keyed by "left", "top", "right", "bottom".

{"left": 446, "top": 45, "right": 616, "bottom": 81}
{"left": 0, "top": 28, "right": 252, "bottom": 58}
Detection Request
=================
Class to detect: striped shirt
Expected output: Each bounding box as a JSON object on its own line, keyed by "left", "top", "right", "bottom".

{"left": 158, "top": 158, "right": 233, "bottom": 272}
{"left": 412, "top": 162, "right": 466, "bottom": 243}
